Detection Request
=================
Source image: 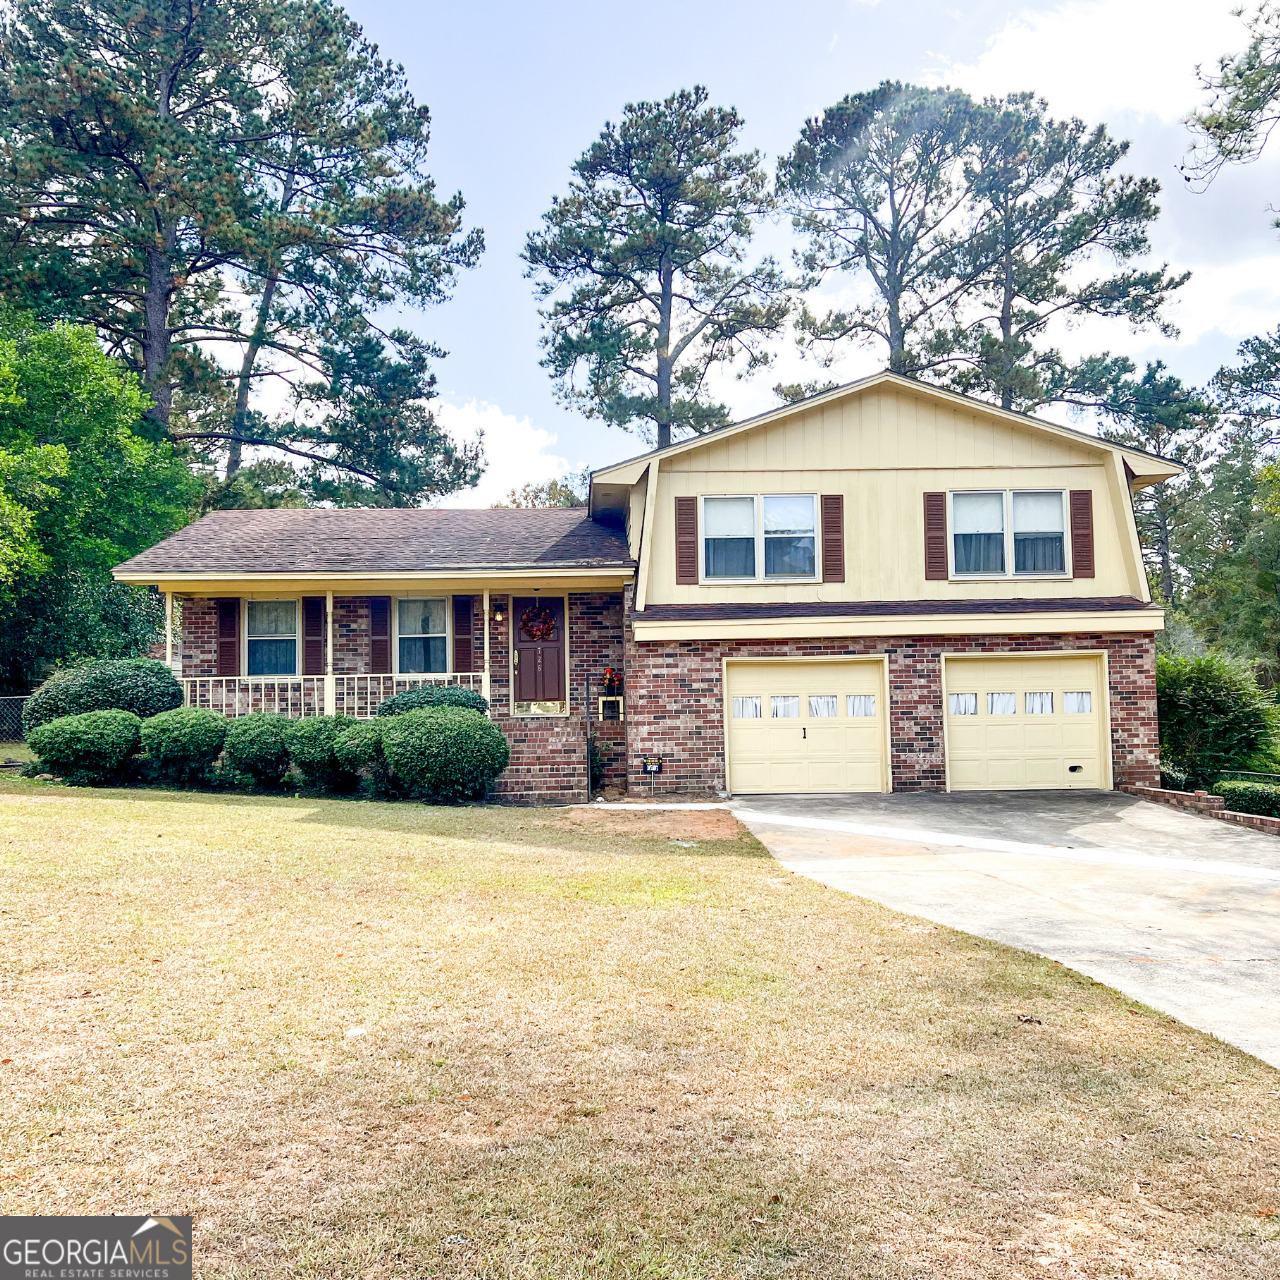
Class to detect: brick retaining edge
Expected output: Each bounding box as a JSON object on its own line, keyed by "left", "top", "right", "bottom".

{"left": 1121, "top": 784, "right": 1280, "bottom": 836}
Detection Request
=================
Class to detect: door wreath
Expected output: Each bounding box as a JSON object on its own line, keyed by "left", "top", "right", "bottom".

{"left": 519, "top": 604, "right": 558, "bottom": 641}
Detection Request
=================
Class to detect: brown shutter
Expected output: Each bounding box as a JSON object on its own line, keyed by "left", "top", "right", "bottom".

{"left": 923, "top": 492, "right": 948, "bottom": 580}
{"left": 215, "top": 599, "right": 240, "bottom": 676}
{"left": 820, "top": 494, "right": 845, "bottom": 583}
{"left": 675, "top": 496, "right": 698, "bottom": 585}
{"left": 1070, "top": 490, "right": 1095, "bottom": 578}
{"left": 452, "top": 595, "right": 473, "bottom": 673}
{"left": 369, "top": 596, "right": 392, "bottom": 673}
{"left": 302, "top": 596, "right": 325, "bottom": 676}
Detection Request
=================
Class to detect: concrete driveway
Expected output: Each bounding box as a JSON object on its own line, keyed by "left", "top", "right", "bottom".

{"left": 731, "top": 791, "right": 1280, "bottom": 1070}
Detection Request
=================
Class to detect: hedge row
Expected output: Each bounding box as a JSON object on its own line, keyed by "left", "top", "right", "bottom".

{"left": 27, "top": 707, "right": 509, "bottom": 802}
{"left": 1216, "top": 779, "right": 1280, "bottom": 819}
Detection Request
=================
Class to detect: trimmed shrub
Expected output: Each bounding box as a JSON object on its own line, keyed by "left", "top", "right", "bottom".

{"left": 27, "top": 710, "right": 142, "bottom": 785}
{"left": 140, "top": 708, "right": 229, "bottom": 786}
{"left": 285, "top": 715, "right": 358, "bottom": 792}
{"left": 375, "top": 684, "right": 489, "bottom": 717}
{"left": 23, "top": 658, "right": 182, "bottom": 731}
{"left": 224, "top": 714, "right": 294, "bottom": 788}
{"left": 333, "top": 720, "right": 398, "bottom": 797}
{"left": 380, "top": 707, "right": 509, "bottom": 801}
{"left": 1157, "top": 653, "right": 1280, "bottom": 790}
{"left": 1217, "top": 779, "right": 1280, "bottom": 818}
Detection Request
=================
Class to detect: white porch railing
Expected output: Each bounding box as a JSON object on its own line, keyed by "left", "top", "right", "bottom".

{"left": 182, "top": 672, "right": 490, "bottom": 719}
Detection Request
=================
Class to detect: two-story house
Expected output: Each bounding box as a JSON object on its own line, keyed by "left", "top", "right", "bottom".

{"left": 113, "top": 373, "right": 1179, "bottom": 802}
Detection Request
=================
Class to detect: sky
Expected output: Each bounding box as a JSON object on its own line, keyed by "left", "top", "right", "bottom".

{"left": 337, "top": 0, "right": 1280, "bottom": 506}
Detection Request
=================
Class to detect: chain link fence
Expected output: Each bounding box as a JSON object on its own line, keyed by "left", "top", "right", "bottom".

{"left": 0, "top": 696, "right": 28, "bottom": 743}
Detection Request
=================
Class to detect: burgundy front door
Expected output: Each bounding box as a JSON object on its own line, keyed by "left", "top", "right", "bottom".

{"left": 512, "top": 597, "right": 565, "bottom": 704}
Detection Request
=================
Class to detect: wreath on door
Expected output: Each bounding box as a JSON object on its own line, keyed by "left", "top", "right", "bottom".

{"left": 520, "top": 604, "right": 558, "bottom": 641}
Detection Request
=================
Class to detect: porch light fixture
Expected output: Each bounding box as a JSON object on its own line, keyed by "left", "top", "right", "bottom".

{"left": 491, "top": 603, "right": 505, "bottom": 624}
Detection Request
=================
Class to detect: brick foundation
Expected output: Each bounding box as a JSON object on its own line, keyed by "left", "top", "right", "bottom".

{"left": 1121, "top": 785, "right": 1280, "bottom": 836}
{"left": 622, "top": 630, "right": 1160, "bottom": 796}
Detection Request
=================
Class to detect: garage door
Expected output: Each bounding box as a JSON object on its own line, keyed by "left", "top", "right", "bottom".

{"left": 944, "top": 654, "right": 1107, "bottom": 791}
{"left": 726, "top": 660, "right": 887, "bottom": 794}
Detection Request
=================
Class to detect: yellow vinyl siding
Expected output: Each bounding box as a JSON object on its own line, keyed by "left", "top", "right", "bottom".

{"left": 944, "top": 654, "right": 1109, "bottom": 791}
{"left": 725, "top": 658, "right": 889, "bottom": 794}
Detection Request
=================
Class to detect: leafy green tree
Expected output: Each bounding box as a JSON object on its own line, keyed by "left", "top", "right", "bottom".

{"left": 777, "top": 82, "right": 983, "bottom": 376}
{"left": 524, "top": 86, "right": 791, "bottom": 449}
{"left": 0, "top": 0, "right": 482, "bottom": 502}
{"left": 948, "top": 94, "right": 1185, "bottom": 411}
{"left": 1098, "top": 362, "right": 1217, "bottom": 602}
{"left": 0, "top": 317, "right": 196, "bottom": 691}
{"left": 496, "top": 470, "right": 588, "bottom": 509}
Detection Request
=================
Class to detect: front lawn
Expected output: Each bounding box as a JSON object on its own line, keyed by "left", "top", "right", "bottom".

{"left": 1, "top": 780, "right": 1276, "bottom": 1278}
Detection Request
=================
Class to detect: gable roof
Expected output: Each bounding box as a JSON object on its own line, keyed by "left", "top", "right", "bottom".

{"left": 113, "top": 508, "right": 633, "bottom": 578}
{"left": 589, "top": 371, "right": 1183, "bottom": 508}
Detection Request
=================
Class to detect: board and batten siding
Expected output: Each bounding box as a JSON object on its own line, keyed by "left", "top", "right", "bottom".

{"left": 644, "top": 384, "right": 1143, "bottom": 605}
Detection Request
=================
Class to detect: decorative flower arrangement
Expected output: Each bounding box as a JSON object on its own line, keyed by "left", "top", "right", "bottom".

{"left": 602, "top": 666, "right": 622, "bottom": 695}
{"left": 519, "top": 604, "right": 558, "bottom": 642}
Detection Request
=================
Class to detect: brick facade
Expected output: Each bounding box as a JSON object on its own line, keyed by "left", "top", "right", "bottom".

{"left": 621, "top": 629, "right": 1159, "bottom": 796}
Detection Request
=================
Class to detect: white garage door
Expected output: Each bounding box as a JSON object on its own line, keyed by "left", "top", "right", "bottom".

{"left": 726, "top": 660, "right": 887, "bottom": 794}
{"left": 945, "top": 654, "right": 1108, "bottom": 791}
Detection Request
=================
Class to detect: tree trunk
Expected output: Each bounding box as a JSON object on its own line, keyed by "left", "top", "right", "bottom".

{"left": 226, "top": 269, "right": 280, "bottom": 479}
{"left": 655, "top": 255, "right": 674, "bottom": 449}
{"left": 1155, "top": 499, "right": 1174, "bottom": 603}
{"left": 143, "top": 236, "right": 175, "bottom": 432}
{"left": 999, "top": 235, "right": 1015, "bottom": 412}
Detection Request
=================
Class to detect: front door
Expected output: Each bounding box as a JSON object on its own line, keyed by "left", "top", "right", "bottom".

{"left": 512, "top": 596, "right": 566, "bottom": 712}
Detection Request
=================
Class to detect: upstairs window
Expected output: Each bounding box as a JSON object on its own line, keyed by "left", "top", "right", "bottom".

{"left": 763, "top": 495, "right": 816, "bottom": 577}
{"left": 1012, "top": 491, "right": 1066, "bottom": 573}
{"left": 246, "top": 600, "right": 297, "bottom": 676}
{"left": 398, "top": 598, "right": 448, "bottom": 673}
{"left": 703, "top": 497, "right": 756, "bottom": 579}
{"left": 952, "top": 492, "right": 1005, "bottom": 574}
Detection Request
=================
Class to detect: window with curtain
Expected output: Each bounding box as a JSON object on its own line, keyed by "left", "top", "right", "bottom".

{"left": 246, "top": 601, "right": 297, "bottom": 675}
{"left": 948, "top": 693, "right": 977, "bottom": 715}
{"left": 732, "top": 696, "right": 762, "bottom": 719}
{"left": 848, "top": 694, "right": 877, "bottom": 717}
{"left": 763, "top": 495, "right": 816, "bottom": 577}
{"left": 952, "top": 492, "right": 1005, "bottom": 573}
{"left": 398, "top": 598, "right": 448, "bottom": 673}
{"left": 1064, "top": 691, "right": 1092, "bottom": 714}
{"left": 703, "top": 497, "right": 756, "bottom": 578}
{"left": 771, "top": 695, "right": 800, "bottom": 718}
{"left": 1012, "top": 491, "right": 1065, "bottom": 573}
{"left": 808, "top": 694, "right": 838, "bottom": 717}
{"left": 987, "top": 692, "right": 1017, "bottom": 715}
{"left": 1025, "top": 692, "right": 1054, "bottom": 714}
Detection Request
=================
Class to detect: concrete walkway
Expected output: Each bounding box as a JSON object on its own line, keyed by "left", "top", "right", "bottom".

{"left": 731, "top": 791, "right": 1280, "bottom": 1070}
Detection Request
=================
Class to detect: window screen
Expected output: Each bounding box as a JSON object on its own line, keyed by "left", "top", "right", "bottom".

{"left": 732, "top": 696, "right": 762, "bottom": 719}
{"left": 1025, "top": 691, "right": 1054, "bottom": 714}
{"left": 771, "top": 695, "right": 800, "bottom": 718}
{"left": 246, "top": 600, "right": 297, "bottom": 675}
{"left": 952, "top": 492, "right": 1005, "bottom": 573}
{"left": 948, "top": 693, "right": 977, "bottom": 716}
{"left": 1012, "top": 492, "right": 1065, "bottom": 573}
{"left": 1064, "top": 691, "right": 1093, "bottom": 714}
{"left": 847, "top": 694, "right": 877, "bottom": 717}
{"left": 987, "top": 692, "right": 1017, "bottom": 715}
{"left": 703, "top": 497, "right": 756, "bottom": 578}
{"left": 763, "top": 495, "right": 816, "bottom": 577}
{"left": 398, "top": 598, "right": 448, "bottom": 673}
{"left": 808, "top": 694, "right": 838, "bottom": 717}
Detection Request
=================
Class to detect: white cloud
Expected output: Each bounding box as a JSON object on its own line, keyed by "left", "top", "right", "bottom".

{"left": 434, "top": 399, "right": 574, "bottom": 508}
{"left": 927, "top": 0, "right": 1245, "bottom": 125}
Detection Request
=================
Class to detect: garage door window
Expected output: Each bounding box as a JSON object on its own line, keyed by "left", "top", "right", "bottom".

{"left": 771, "top": 695, "right": 800, "bottom": 718}
{"left": 732, "top": 696, "right": 762, "bottom": 718}
{"left": 1025, "top": 692, "right": 1054, "bottom": 714}
{"left": 1064, "top": 691, "right": 1092, "bottom": 713}
{"left": 808, "top": 694, "right": 838, "bottom": 717}
{"left": 948, "top": 693, "right": 978, "bottom": 716}
{"left": 848, "top": 694, "right": 877, "bottom": 717}
{"left": 987, "top": 692, "right": 1017, "bottom": 715}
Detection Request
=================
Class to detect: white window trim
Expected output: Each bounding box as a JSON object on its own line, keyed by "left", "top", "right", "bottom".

{"left": 242, "top": 596, "right": 301, "bottom": 678}
{"left": 948, "top": 489, "right": 1071, "bottom": 581}
{"left": 392, "top": 595, "right": 452, "bottom": 676}
{"left": 698, "top": 492, "right": 820, "bottom": 584}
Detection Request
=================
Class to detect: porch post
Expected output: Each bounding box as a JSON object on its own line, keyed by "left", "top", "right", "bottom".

{"left": 164, "top": 591, "right": 174, "bottom": 671}
{"left": 482, "top": 589, "right": 491, "bottom": 706}
{"left": 324, "top": 589, "right": 335, "bottom": 715}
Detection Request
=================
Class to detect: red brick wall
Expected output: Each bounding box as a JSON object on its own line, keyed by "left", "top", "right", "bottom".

{"left": 622, "top": 630, "right": 1160, "bottom": 795}
{"left": 178, "top": 597, "right": 218, "bottom": 676}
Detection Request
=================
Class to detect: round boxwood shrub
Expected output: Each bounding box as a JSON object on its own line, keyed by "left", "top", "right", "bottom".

{"left": 380, "top": 707, "right": 509, "bottom": 801}
{"left": 333, "top": 720, "right": 400, "bottom": 797}
{"left": 27, "top": 710, "right": 142, "bottom": 786}
{"left": 1157, "top": 653, "right": 1280, "bottom": 790}
{"left": 375, "top": 685, "right": 489, "bottom": 716}
{"left": 140, "top": 707, "right": 228, "bottom": 786}
{"left": 285, "top": 715, "right": 358, "bottom": 792}
{"left": 23, "top": 658, "right": 183, "bottom": 732}
{"left": 223, "top": 714, "right": 294, "bottom": 788}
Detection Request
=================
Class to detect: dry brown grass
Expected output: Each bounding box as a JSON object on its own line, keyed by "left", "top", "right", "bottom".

{"left": 1, "top": 778, "right": 1277, "bottom": 1279}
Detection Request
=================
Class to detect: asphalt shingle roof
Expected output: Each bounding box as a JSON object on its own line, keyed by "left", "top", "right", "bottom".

{"left": 114, "top": 508, "right": 633, "bottom": 577}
